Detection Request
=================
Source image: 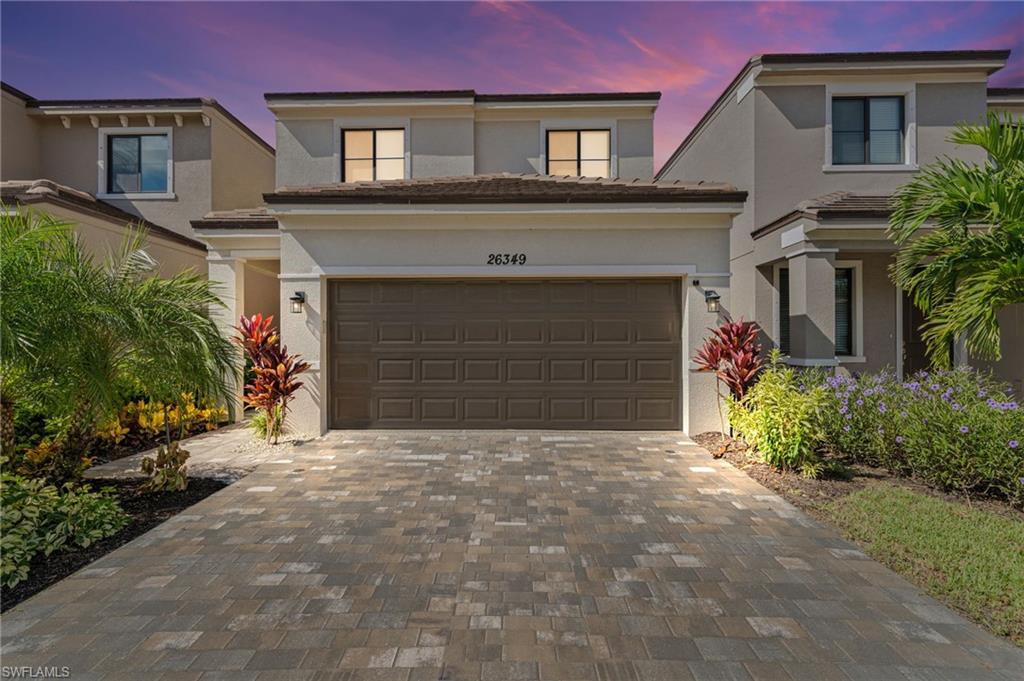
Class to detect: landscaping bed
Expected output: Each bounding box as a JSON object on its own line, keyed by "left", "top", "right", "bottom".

{"left": 695, "top": 432, "right": 1024, "bottom": 646}
{"left": 0, "top": 477, "right": 227, "bottom": 612}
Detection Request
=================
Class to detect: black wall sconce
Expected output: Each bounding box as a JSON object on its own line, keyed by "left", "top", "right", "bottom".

{"left": 289, "top": 291, "right": 306, "bottom": 314}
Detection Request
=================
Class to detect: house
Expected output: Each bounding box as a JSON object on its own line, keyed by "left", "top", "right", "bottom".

{"left": 656, "top": 50, "right": 1023, "bottom": 395}
{"left": 193, "top": 90, "right": 746, "bottom": 434}
{"left": 0, "top": 82, "right": 276, "bottom": 296}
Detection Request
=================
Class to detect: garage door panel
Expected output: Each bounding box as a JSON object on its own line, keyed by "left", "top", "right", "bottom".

{"left": 329, "top": 279, "right": 681, "bottom": 429}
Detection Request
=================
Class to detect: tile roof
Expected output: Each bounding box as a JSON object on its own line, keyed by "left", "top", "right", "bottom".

{"left": 1, "top": 179, "right": 206, "bottom": 251}
{"left": 263, "top": 173, "right": 745, "bottom": 205}
{"left": 191, "top": 206, "right": 278, "bottom": 230}
{"left": 752, "top": 192, "right": 894, "bottom": 238}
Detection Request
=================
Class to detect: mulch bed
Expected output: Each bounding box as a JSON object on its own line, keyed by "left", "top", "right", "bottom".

{"left": 692, "top": 432, "right": 1022, "bottom": 522}
{"left": 1, "top": 477, "right": 227, "bottom": 612}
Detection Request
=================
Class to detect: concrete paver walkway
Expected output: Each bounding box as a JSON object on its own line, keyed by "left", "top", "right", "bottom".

{"left": 4, "top": 431, "right": 1021, "bottom": 680}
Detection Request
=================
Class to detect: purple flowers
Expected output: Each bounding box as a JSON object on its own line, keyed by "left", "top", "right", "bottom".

{"left": 895, "top": 436, "right": 904, "bottom": 444}
{"left": 1010, "top": 440, "right": 1019, "bottom": 449}
{"left": 959, "top": 425, "right": 970, "bottom": 434}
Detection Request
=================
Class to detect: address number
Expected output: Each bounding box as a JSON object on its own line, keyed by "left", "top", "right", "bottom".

{"left": 486, "top": 253, "right": 527, "bottom": 265}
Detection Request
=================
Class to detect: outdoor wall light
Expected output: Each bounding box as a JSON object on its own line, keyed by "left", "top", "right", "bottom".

{"left": 289, "top": 291, "right": 306, "bottom": 314}
{"left": 704, "top": 289, "right": 721, "bottom": 313}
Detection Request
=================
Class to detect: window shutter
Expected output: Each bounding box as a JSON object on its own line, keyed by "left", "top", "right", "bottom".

{"left": 835, "top": 268, "right": 853, "bottom": 355}
{"left": 779, "top": 268, "right": 790, "bottom": 355}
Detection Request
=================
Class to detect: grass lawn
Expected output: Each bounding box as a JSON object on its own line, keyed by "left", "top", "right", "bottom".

{"left": 827, "top": 484, "right": 1024, "bottom": 645}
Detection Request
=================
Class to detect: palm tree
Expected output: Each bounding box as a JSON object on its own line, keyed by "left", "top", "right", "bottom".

{"left": 889, "top": 112, "right": 1024, "bottom": 367}
{"left": 0, "top": 208, "right": 239, "bottom": 474}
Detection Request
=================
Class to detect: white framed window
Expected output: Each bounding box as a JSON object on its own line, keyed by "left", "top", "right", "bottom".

{"left": 97, "top": 127, "right": 174, "bottom": 199}
{"left": 824, "top": 82, "right": 917, "bottom": 172}
{"left": 773, "top": 260, "right": 864, "bottom": 360}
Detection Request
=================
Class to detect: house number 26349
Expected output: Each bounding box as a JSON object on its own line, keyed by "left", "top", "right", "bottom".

{"left": 486, "top": 253, "right": 527, "bottom": 265}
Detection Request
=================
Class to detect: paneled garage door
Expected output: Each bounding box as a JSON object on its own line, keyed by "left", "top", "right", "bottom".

{"left": 328, "top": 279, "right": 681, "bottom": 429}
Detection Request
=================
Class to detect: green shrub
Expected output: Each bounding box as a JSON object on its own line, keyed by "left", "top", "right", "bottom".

{"left": 821, "top": 368, "right": 1024, "bottom": 506}
{"left": 729, "top": 351, "right": 827, "bottom": 477}
{"left": 139, "top": 441, "right": 189, "bottom": 493}
{"left": 250, "top": 404, "right": 283, "bottom": 442}
{"left": 0, "top": 461, "right": 128, "bottom": 587}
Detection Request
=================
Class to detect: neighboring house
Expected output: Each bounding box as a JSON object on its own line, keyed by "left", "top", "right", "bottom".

{"left": 194, "top": 90, "right": 746, "bottom": 434}
{"left": 0, "top": 81, "right": 277, "bottom": 311}
{"left": 657, "top": 50, "right": 1022, "bottom": 394}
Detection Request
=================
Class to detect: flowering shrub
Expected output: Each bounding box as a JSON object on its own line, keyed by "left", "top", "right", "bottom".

{"left": 821, "top": 367, "right": 1024, "bottom": 507}
{"left": 729, "top": 351, "right": 828, "bottom": 477}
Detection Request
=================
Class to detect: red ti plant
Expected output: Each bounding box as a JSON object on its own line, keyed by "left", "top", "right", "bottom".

{"left": 694, "top": 319, "right": 764, "bottom": 448}
{"left": 234, "top": 314, "right": 310, "bottom": 444}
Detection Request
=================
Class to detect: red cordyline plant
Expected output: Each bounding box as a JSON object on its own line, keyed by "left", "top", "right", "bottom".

{"left": 234, "top": 314, "right": 310, "bottom": 444}
{"left": 694, "top": 319, "right": 764, "bottom": 449}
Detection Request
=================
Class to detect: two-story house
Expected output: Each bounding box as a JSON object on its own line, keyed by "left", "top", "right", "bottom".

{"left": 0, "top": 82, "right": 276, "bottom": 292}
{"left": 657, "top": 50, "right": 1022, "bottom": 394}
{"left": 194, "top": 90, "right": 747, "bottom": 434}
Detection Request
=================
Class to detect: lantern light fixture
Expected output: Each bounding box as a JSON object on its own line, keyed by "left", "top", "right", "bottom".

{"left": 289, "top": 291, "right": 306, "bottom": 314}
{"left": 704, "top": 289, "right": 721, "bottom": 314}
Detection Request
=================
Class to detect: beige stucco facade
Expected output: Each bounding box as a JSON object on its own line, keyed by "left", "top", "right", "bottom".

{"left": 271, "top": 97, "right": 659, "bottom": 186}
{"left": 200, "top": 205, "right": 738, "bottom": 436}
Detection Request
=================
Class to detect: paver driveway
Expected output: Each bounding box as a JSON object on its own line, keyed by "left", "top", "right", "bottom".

{"left": 3, "top": 431, "right": 1022, "bottom": 681}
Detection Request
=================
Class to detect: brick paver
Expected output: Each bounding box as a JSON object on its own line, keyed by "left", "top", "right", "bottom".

{"left": 3, "top": 431, "right": 1021, "bottom": 680}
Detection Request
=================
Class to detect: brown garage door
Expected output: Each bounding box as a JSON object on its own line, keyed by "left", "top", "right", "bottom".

{"left": 328, "top": 279, "right": 681, "bottom": 429}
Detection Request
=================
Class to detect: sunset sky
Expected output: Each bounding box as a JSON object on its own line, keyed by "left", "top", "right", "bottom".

{"left": 3, "top": 1, "right": 1022, "bottom": 168}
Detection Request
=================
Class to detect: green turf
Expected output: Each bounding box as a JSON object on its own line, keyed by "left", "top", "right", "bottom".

{"left": 827, "top": 484, "right": 1024, "bottom": 645}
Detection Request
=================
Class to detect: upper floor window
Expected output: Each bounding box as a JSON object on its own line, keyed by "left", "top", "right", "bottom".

{"left": 343, "top": 129, "right": 404, "bottom": 182}
{"left": 107, "top": 133, "right": 170, "bottom": 194}
{"left": 546, "top": 130, "right": 610, "bottom": 178}
{"left": 832, "top": 96, "right": 904, "bottom": 165}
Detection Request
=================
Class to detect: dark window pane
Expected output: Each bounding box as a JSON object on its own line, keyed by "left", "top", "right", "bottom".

{"left": 779, "top": 268, "right": 790, "bottom": 355}
{"left": 139, "top": 135, "right": 168, "bottom": 192}
{"left": 110, "top": 136, "right": 140, "bottom": 193}
{"left": 835, "top": 268, "right": 853, "bottom": 356}
{"left": 833, "top": 98, "right": 865, "bottom": 132}
{"left": 833, "top": 132, "right": 866, "bottom": 165}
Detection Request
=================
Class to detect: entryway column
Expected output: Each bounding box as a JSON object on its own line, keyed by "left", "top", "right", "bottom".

{"left": 787, "top": 250, "right": 837, "bottom": 366}
{"left": 207, "top": 255, "right": 246, "bottom": 421}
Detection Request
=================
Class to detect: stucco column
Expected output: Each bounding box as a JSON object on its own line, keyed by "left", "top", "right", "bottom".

{"left": 207, "top": 255, "right": 246, "bottom": 421}
{"left": 684, "top": 276, "right": 730, "bottom": 435}
{"left": 787, "top": 250, "right": 837, "bottom": 366}
{"left": 279, "top": 275, "right": 325, "bottom": 436}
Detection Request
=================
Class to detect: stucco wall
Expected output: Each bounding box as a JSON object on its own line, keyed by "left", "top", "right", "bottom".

{"left": 1, "top": 91, "right": 41, "bottom": 180}
{"left": 275, "top": 109, "right": 657, "bottom": 184}
{"left": 31, "top": 201, "right": 206, "bottom": 277}
{"left": 411, "top": 118, "right": 474, "bottom": 177}
{"left": 845, "top": 251, "right": 898, "bottom": 375}
{"left": 753, "top": 81, "right": 989, "bottom": 228}
{"left": 274, "top": 211, "right": 732, "bottom": 435}
{"left": 211, "top": 113, "right": 275, "bottom": 211}
{"left": 35, "top": 114, "right": 212, "bottom": 237}
{"left": 275, "top": 118, "right": 335, "bottom": 188}
{"left": 657, "top": 89, "right": 755, "bottom": 318}
{"left": 474, "top": 120, "right": 540, "bottom": 174}
{"left": 243, "top": 261, "right": 281, "bottom": 320}
{"left": 972, "top": 304, "right": 1024, "bottom": 396}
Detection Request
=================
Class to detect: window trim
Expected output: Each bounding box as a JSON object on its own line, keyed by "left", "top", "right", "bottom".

{"left": 544, "top": 128, "right": 612, "bottom": 177}
{"left": 823, "top": 81, "right": 917, "bottom": 172}
{"left": 341, "top": 127, "right": 407, "bottom": 182}
{"left": 97, "top": 126, "right": 174, "bottom": 200}
{"left": 773, "top": 259, "right": 864, "bottom": 359}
